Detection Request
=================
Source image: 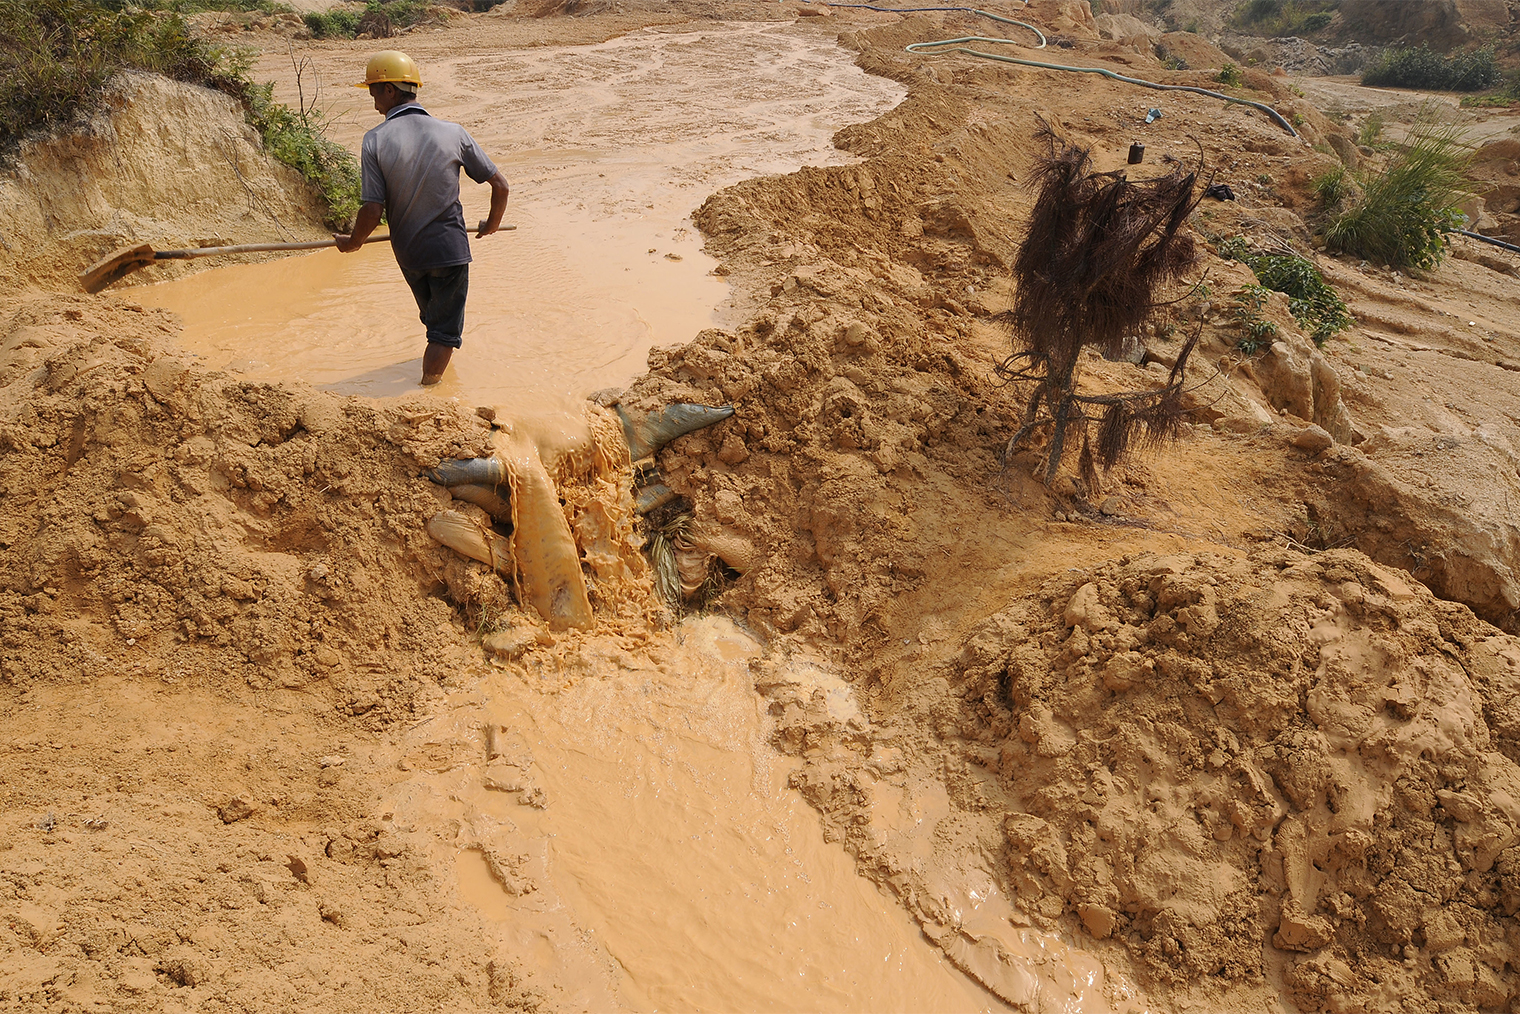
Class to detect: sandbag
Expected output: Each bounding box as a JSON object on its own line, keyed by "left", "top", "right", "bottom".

{"left": 426, "top": 510, "right": 513, "bottom": 575}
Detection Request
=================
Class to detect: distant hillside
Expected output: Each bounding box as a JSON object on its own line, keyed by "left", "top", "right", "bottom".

{"left": 1100, "top": 0, "right": 1516, "bottom": 53}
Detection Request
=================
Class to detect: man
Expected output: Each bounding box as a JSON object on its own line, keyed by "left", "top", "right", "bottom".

{"left": 335, "top": 51, "right": 511, "bottom": 385}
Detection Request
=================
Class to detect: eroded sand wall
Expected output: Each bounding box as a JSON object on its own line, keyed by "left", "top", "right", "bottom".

{"left": 0, "top": 71, "right": 328, "bottom": 296}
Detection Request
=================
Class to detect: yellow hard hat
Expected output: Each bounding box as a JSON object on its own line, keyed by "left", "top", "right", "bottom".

{"left": 355, "top": 50, "right": 421, "bottom": 89}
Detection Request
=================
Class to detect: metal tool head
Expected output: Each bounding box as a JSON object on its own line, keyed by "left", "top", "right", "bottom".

{"left": 79, "top": 244, "right": 155, "bottom": 294}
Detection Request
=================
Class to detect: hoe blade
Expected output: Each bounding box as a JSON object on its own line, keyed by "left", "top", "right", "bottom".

{"left": 80, "top": 244, "right": 155, "bottom": 294}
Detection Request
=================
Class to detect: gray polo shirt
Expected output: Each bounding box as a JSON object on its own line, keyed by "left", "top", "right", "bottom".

{"left": 360, "top": 103, "right": 499, "bottom": 272}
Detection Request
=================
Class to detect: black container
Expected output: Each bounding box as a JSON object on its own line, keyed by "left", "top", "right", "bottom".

{"left": 1127, "top": 142, "right": 1145, "bottom": 164}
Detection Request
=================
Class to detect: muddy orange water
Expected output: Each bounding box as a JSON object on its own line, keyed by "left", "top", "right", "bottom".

{"left": 137, "top": 22, "right": 903, "bottom": 418}
{"left": 132, "top": 21, "right": 1137, "bottom": 1011}
{"left": 390, "top": 617, "right": 1006, "bottom": 1011}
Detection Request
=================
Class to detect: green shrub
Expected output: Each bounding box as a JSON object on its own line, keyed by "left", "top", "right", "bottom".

{"left": 305, "top": 0, "right": 439, "bottom": 38}
{"left": 1217, "top": 63, "right": 1243, "bottom": 87}
{"left": 380, "top": 0, "right": 433, "bottom": 24}
{"left": 129, "top": 0, "right": 294, "bottom": 13}
{"left": 0, "top": 0, "right": 240, "bottom": 149}
{"left": 1324, "top": 117, "right": 1473, "bottom": 269}
{"left": 1229, "top": 0, "right": 1338, "bottom": 37}
{"left": 1361, "top": 45, "right": 1499, "bottom": 92}
{"left": 1220, "top": 238, "right": 1353, "bottom": 344}
{"left": 1231, "top": 283, "right": 1280, "bottom": 354}
{"left": 1312, "top": 163, "right": 1351, "bottom": 206}
{"left": 1459, "top": 69, "right": 1520, "bottom": 107}
{"left": 243, "top": 81, "right": 359, "bottom": 228}
{"left": 303, "top": 8, "right": 359, "bottom": 36}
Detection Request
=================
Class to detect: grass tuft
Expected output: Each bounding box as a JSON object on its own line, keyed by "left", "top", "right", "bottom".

{"left": 1324, "top": 116, "right": 1473, "bottom": 270}
{"left": 1312, "top": 163, "right": 1351, "bottom": 207}
{"left": 1356, "top": 111, "right": 1384, "bottom": 147}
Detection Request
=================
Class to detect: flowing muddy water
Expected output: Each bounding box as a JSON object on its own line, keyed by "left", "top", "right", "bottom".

{"left": 391, "top": 618, "right": 997, "bottom": 1011}
{"left": 136, "top": 21, "right": 905, "bottom": 422}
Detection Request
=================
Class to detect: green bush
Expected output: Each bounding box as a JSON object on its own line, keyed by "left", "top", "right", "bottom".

{"left": 303, "top": 8, "right": 360, "bottom": 36}
{"left": 1459, "top": 69, "right": 1520, "bottom": 108}
{"left": 243, "top": 82, "right": 360, "bottom": 228}
{"left": 1324, "top": 117, "right": 1473, "bottom": 269}
{"left": 128, "top": 0, "right": 293, "bottom": 13}
{"left": 305, "top": 0, "right": 438, "bottom": 38}
{"left": 1229, "top": 0, "right": 1338, "bottom": 37}
{"left": 1231, "top": 283, "right": 1280, "bottom": 354}
{"left": 0, "top": 0, "right": 237, "bottom": 149}
{"left": 1361, "top": 45, "right": 1499, "bottom": 92}
{"left": 1216, "top": 63, "right": 1243, "bottom": 86}
{"left": 1312, "top": 164, "right": 1351, "bottom": 207}
{"left": 1220, "top": 238, "right": 1353, "bottom": 344}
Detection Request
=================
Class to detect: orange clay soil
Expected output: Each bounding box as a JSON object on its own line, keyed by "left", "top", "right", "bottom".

{"left": 4, "top": 2, "right": 1520, "bottom": 1012}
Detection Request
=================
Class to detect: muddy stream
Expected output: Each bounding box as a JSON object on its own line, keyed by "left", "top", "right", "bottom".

{"left": 130, "top": 21, "right": 1119, "bottom": 1011}
{"left": 137, "top": 22, "right": 895, "bottom": 416}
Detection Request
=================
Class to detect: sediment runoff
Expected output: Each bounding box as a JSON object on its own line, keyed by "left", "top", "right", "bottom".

{"left": 5, "top": 3, "right": 1520, "bottom": 1013}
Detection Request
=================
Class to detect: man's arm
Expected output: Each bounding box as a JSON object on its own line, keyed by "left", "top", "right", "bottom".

{"left": 476, "top": 172, "right": 510, "bottom": 238}
{"left": 334, "top": 202, "right": 383, "bottom": 253}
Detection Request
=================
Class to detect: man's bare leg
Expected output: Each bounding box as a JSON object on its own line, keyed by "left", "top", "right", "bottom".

{"left": 421, "top": 345, "right": 453, "bottom": 385}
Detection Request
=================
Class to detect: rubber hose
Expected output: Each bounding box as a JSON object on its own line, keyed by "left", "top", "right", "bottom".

{"left": 904, "top": 37, "right": 1299, "bottom": 137}
{"left": 1457, "top": 229, "right": 1520, "bottom": 255}
{"left": 422, "top": 456, "right": 506, "bottom": 487}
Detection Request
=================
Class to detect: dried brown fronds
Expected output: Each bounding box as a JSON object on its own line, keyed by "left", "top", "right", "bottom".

{"left": 999, "top": 128, "right": 1203, "bottom": 488}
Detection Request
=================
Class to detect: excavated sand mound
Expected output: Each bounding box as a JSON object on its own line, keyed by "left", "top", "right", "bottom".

{"left": 0, "top": 297, "right": 501, "bottom": 702}
{"left": 961, "top": 550, "right": 1520, "bottom": 1004}
{"left": 767, "top": 547, "right": 1520, "bottom": 1011}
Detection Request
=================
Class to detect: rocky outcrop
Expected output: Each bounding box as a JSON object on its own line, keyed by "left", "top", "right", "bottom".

{"left": 1242, "top": 332, "right": 1360, "bottom": 445}
{"left": 1337, "top": 0, "right": 1511, "bottom": 51}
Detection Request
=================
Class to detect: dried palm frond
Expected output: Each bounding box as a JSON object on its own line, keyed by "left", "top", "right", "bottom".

{"left": 649, "top": 524, "right": 683, "bottom": 608}
{"left": 999, "top": 125, "right": 1204, "bottom": 487}
{"left": 643, "top": 506, "right": 732, "bottom": 613}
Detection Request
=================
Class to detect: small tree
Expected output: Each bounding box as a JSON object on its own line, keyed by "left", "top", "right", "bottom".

{"left": 999, "top": 132, "right": 1202, "bottom": 492}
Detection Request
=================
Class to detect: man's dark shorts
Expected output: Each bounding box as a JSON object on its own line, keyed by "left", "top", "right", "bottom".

{"left": 400, "top": 263, "right": 468, "bottom": 349}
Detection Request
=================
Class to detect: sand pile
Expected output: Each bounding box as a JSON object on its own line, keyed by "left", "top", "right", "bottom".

{"left": 613, "top": 9, "right": 1520, "bottom": 1008}
{"left": 0, "top": 294, "right": 575, "bottom": 1008}
{"left": 0, "top": 294, "right": 501, "bottom": 704}
{"left": 765, "top": 546, "right": 1520, "bottom": 1010}
{"left": 0, "top": 291, "right": 669, "bottom": 1010}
